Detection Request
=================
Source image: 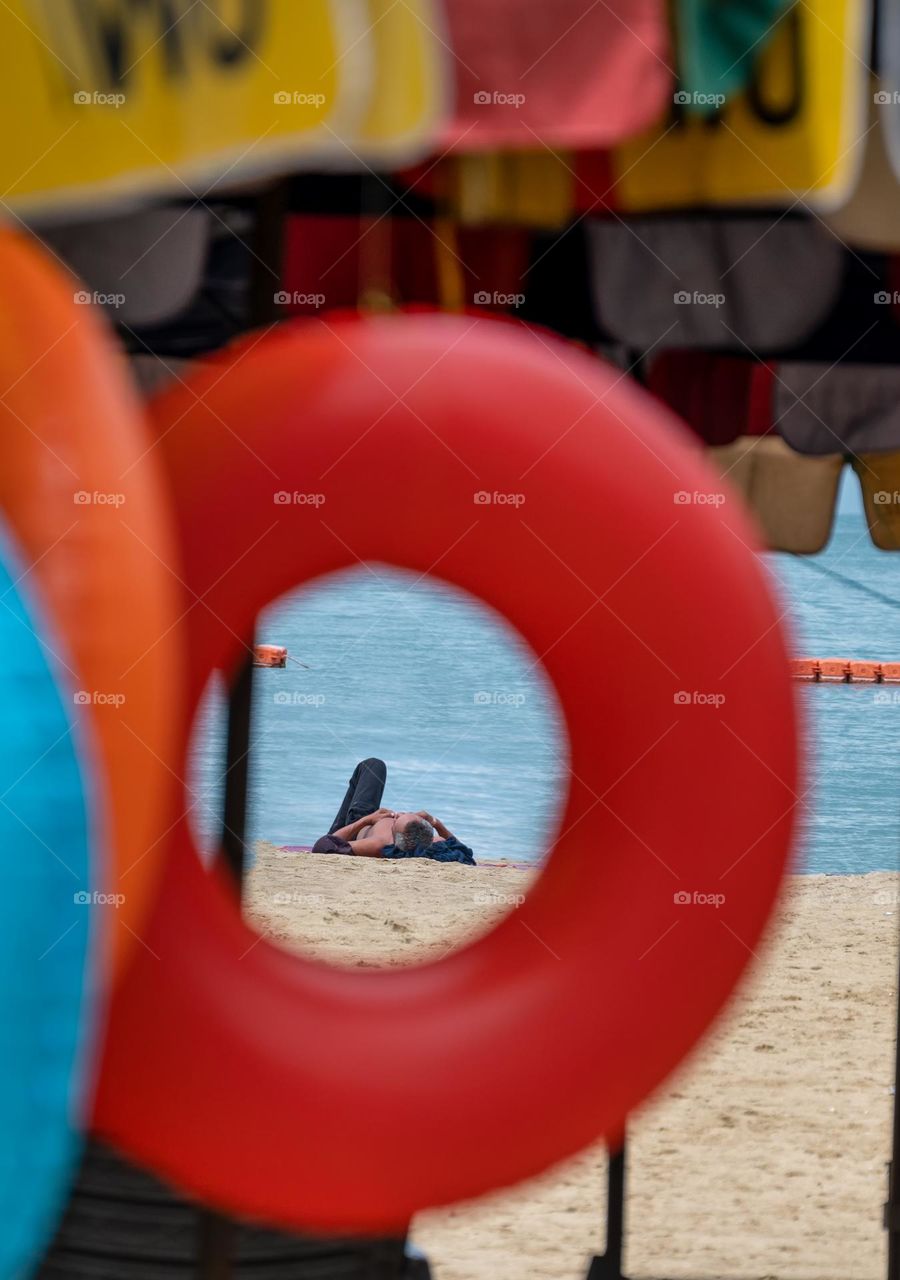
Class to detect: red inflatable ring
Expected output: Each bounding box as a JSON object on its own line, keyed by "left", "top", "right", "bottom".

{"left": 93, "top": 315, "right": 799, "bottom": 1232}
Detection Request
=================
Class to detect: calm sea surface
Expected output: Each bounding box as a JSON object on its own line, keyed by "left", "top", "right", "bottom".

{"left": 190, "top": 513, "right": 898, "bottom": 875}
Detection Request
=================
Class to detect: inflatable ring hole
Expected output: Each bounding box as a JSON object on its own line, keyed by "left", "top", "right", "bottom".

{"left": 188, "top": 564, "right": 569, "bottom": 969}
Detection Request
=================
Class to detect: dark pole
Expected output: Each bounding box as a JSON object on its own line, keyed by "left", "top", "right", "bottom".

{"left": 219, "top": 651, "right": 255, "bottom": 895}
{"left": 588, "top": 340, "right": 645, "bottom": 1280}
{"left": 586, "top": 1134, "right": 628, "bottom": 1280}
{"left": 196, "top": 179, "right": 286, "bottom": 1280}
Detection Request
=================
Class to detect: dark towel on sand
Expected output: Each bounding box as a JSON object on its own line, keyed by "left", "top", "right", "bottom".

{"left": 382, "top": 837, "right": 476, "bottom": 865}
{"left": 311, "top": 835, "right": 475, "bottom": 865}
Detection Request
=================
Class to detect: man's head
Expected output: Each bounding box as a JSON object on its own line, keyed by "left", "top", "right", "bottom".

{"left": 392, "top": 813, "right": 434, "bottom": 852}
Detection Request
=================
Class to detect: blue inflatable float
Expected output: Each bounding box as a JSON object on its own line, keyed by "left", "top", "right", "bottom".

{"left": 0, "top": 522, "right": 97, "bottom": 1278}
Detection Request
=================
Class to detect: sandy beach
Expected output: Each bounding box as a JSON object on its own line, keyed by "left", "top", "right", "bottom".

{"left": 248, "top": 845, "right": 898, "bottom": 1280}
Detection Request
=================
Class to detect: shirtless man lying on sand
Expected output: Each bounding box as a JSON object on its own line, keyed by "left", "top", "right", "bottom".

{"left": 312, "top": 758, "right": 475, "bottom": 864}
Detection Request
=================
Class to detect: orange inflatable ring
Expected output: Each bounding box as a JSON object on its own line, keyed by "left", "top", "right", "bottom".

{"left": 0, "top": 231, "right": 181, "bottom": 978}
{"left": 93, "top": 315, "right": 799, "bottom": 1231}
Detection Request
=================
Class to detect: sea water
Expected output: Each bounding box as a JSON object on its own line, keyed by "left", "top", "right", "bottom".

{"left": 190, "top": 512, "right": 898, "bottom": 874}
{"left": 770, "top": 513, "right": 899, "bottom": 875}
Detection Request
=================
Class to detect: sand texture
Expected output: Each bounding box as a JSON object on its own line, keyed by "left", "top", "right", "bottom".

{"left": 247, "top": 845, "right": 898, "bottom": 1280}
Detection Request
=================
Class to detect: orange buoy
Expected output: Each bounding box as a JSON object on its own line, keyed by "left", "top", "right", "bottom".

{"left": 789, "top": 658, "right": 820, "bottom": 681}
{"left": 791, "top": 658, "right": 898, "bottom": 683}
{"left": 253, "top": 644, "right": 287, "bottom": 668}
{"left": 0, "top": 230, "right": 181, "bottom": 980}
{"left": 847, "top": 660, "right": 883, "bottom": 682}
{"left": 817, "top": 658, "right": 851, "bottom": 682}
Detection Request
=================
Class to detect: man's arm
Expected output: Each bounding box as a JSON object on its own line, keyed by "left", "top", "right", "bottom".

{"left": 330, "top": 808, "right": 394, "bottom": 842}
{"left": 345, "top": 834, "right": 389, "bottom": 858}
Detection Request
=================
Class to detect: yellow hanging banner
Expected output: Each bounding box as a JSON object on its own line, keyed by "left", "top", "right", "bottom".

{"left": 1, "top": 0, "right": 446, "bottom": 216}
{"left": 611, "top": 0, "right": 870, "bottom": 212}
{"left": 358, "top": 0, "right": 448, "bottom": 158}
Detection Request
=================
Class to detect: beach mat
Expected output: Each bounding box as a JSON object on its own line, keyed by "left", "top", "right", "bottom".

{"left": 279, "top": 845, "right": 533, "bottom": 871}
